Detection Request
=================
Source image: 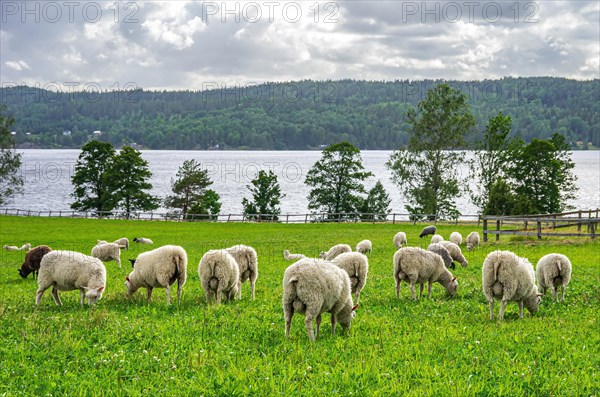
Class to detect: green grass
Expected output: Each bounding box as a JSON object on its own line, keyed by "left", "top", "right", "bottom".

{"left": 1, "top": 216, "right": 599, "bottom": 396}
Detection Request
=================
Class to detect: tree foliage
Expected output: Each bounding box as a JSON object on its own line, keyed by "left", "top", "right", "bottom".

{"left": 305, "top": 142, "right": 373, "bottom": 219}
{"left": 0, "top": 105, "right": 23, "bottom": 205}
{"left": 387, "top": 84, "right": 476, "bottom": 220}
{"left": 164, "top": 159, "right": 220, "bottom": 217}
{"left": 242, "top": 170, "right": 284, "bottom": 221}
{"left": 358, "top": 180, "right": 391, "bottom": 221}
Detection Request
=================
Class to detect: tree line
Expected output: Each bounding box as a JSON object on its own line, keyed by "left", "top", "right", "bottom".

{"left": 1, "top": 77, "right": 598, "bottom": 150}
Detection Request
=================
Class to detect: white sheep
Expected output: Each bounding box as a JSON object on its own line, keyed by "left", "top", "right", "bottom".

{"left": 393, "top": 247, "right": 458, "bottom": 300}
{"left": 133, "top": 237, "right": 153, "bottom": 244}
{"left": 96, "top": 240, "right": 108, "bottom": 245}
{"left": 449, "top": 232, "right": 462, "bottom": 246}
{"left": 482, "top": 250, "right": 541, "bottom": 320}
{"left": 536, "top": 253, "right": 572, "bottom": 303}
{"left": 439, "top": 241, "right": 468, "bottom": 268}
{"left": 198, "top": 249, "right": 239, "bottom": 304}
{"left": 393, "top": 232, "right": 407, "bottom": 248}
{"left": 3, "top": 245, "right": 20, "bottom": 251}
{"left": 114, "top": 237, "right": 129, "bottom": 250}
{"left": 19, "top": 243, "right": 31, "bottom": 251}
{"left": 427, "top": 243, "right": 454, "bottom": 269}
{"left": 319, "top": 244, "right": 352, "bottom": 260}
{"left": 466, "top": 232, "right": 480, "bottom": 251}
{"left": 355, "top": 240, "right": 372, "bottom": 254}
{"left": 283, "top": 258, "right": 358, "bottom": 341}
{"left": 283, "top": 250, "right": 306, "bottom": 261}
{"left": 126, "top": 245, "right": 188, "bottom": 305}
{"left": 36, "top": 250, "right": 106, "bottom": 307}
{"left": 430, "top": 234, "right": 444, "bottom": 244}
{"left": 91, "top": 242, "right": 122, "bottom": 268}
{"left": 331, "top": 252, "right": 369, "bottom": 303}
{"left": 226, "top": 244, "right": 258, "bottom": 300}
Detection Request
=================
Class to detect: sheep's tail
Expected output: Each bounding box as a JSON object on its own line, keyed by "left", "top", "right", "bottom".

{"left": 492, "top": 260, "right": 501, "bottom": 283}
{"left": 556, "top": 259, "right": 562, "bottom": 274}
{"left": 173, "top": 251, "right": 187, "bottom": 286}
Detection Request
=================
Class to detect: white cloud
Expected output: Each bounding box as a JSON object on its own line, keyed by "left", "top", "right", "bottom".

{"left": 5, "top": 60, "right": 31, "bottom": 71}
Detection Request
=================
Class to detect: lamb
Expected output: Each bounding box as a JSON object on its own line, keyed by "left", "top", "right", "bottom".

{"left": 535, "top": 253, "right": 572, "bottom": 303}
{"left": 355, "top": 240, "right": 372, "bottom": 254}
{"left": 283, "top": 250, "right": 306, "bottom": 261}
{"left": 466, "top": 232, "right": 480, "bottom": 251}
{"left": 393, "top": 232, "right": 407, "bottom": 248}
{"left": 331, "top": 252, "right": 369, "bottom": 303}
{"left": 319, "top": 244, "right": 352, "bottom": 261}
{"left": 226, "top": 244, "right": 258, "bottom": 300}
{"left": 114, "top": 237, "right": 129, "bottom": 250}
{"left": 393, "top": 247, "right": 458, "bottom": 300}
{"left": 482, "top": 250, "right": 542, "bottom": 320}
{"left": 133, "top": 237, "right": 153, "bottom": 244}
{"left": 19, "top": 245, "right": 52, "bottom": 279}
{"left": 19, "top": 243, "right": 31, "bottom": 251}
{"left": 126, "top": 245, "right": 188, "bottom": 305}
{"left": 439, "top": 241, "right": 468, "bottom": 268}
{"left": 198, "top": 249, "right": 239, "bottom": 304}
{"left": 430, "top": 234, "right": 444, "bottom": 244}
{"left": 283, "top": 258, "right": 358, "bottom": 341}
{"left": 419, "top": 225, "right": 437, "bottom": 238}
{"left": 449, "top": 232, "right": 462, "bottom": 246}
{"left": 36, "top": 250, "right": 106, "bottom": 307}
{"left": 3, "top": 245, "right": 20, "bottom": 251}
{"left": 427, "top": 243, "right": 454, "bottom": 269}
{"left": 91, "top": 242, "right": 122, "bottom": 268}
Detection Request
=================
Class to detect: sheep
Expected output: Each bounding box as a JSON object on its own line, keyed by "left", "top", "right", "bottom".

{"left": 133, "top": 237, "right": 153, "bottom": 244}
{"left": 393, "top": 247, "right": 458, "bottom": 300}
{"left": 319, "top": 244, "right": 352, "bottom": 261}
{"left": 3, "top": 245, "right": 20, "bottom": 251}
{"left": 283, "top": 258, "right": 358, "bottom": 341}
{"left": 355, "top": 240, "right": 372, "bottom": 254}
{"left": 114, "top": 237, "right": 129, "bottom": 250}
{"left": 535, "top": 253, "right": 572, "bottom": 303}
{"left": 198, "top": 249, "right": 239, "bottom": 304}
{"left": 19, "top": 245, "right": 52, "bottom": 279}
{"left": 439, "top": 241, "right": 468, "bottom": 268}
{"left": 466, "top": 232, "right": 480, "bottom": 251}
{"left": 91, "top": 242, "right": 122, "bottom": 269}
{"left": 96, "top": 240, "right": 108, "bottom": 245}
{"left": 419, "top": 225, "right": 437, "bottom": 238}
{"left": 36, "top": 250, "right": 106, "bottom": 307}
{"left": 427, "top": 243, "right": 454, "bottom": 269}
{"left": 430, "top": 234, "right": 444, "bottom": 244}
{"left": 449, "top": 232, "right": 463, "bottom": 246}
{"left": 226, "top": 244, "right": 258, "bottom": 300}
{"left": 331, "top": 252, "right": 369, "bottom": 303}
{"left": 283, "top": 250, "right": 306, "bottom": 261}
{"left": 393, "top": 232, "right": 407, "bottom": 248}
{"left": 19, "top": 243, "right": 31, "bottom": 252}
{"left": 126, "top": 245, "right": 188, "bottom": 305}
{"left": 482, "top": 250, "right": 542, "bottom": 320}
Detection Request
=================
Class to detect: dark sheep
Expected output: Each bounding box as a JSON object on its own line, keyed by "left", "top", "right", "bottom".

{"left": 18, "top": 245, "right": 52, "bottom": 278}
{"left": 419, "top": 225, "right": 437, "bottom": 238}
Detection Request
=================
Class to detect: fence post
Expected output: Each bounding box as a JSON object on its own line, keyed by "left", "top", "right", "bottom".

{"left": 591, "top": 222, "right": 596, "bottom": 239}
{"left": 496, "top": 220, "right": 500, "bottom": 241}
{"left": 483, "top": 218, "right": 488, "bottom": 242}
{"left": 537, "top": 221, "right": 542, "bottom": 240}
{"left": 577, "top": 210, "right": 582, "bottom": 232}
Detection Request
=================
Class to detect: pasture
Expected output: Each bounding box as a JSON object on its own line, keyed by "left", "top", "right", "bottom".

{"left": 0, "top": 215, "right": 598, "bottom": 396}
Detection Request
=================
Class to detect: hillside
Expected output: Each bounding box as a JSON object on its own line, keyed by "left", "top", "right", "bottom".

{"left": 2, "top": 77, "right": 598, "bottom": 149}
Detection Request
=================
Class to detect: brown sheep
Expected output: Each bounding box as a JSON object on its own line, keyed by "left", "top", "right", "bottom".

{"left": 18, "top": 245, "right": 52, "bottom": 278}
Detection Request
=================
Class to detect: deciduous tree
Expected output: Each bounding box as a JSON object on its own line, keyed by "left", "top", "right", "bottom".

{"left": 164, "top": 159, "right": 219, "bottom": 217}
{"left": 0, "top": 105, "right": 23, "bottom": 205}
{"left": 242, "top": 170, "right": 284, "bottom": 221}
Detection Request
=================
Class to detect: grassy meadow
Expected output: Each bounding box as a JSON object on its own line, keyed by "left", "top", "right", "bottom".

{"left": 0, "top": 215, "right": 599, "bottom": 396}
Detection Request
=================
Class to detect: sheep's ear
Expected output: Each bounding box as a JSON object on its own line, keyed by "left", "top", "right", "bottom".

{"left": 452, "top": 277, "right": 457, "bottom": 282}
{"left": 352, "top": 304, "right": 359, "bottom": 311}
{"left": 125, "top": 276, "right": 130, "bottom": 282}
{"left": 536, "top": 293, "right": 544, "bottom": 297}
{"left": 97, "top": 286, "right": 105, "bottom": 293}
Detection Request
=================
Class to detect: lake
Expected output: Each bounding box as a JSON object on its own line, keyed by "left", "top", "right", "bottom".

{"left": 6, "top": 150, "right": 600, "bottom": 216}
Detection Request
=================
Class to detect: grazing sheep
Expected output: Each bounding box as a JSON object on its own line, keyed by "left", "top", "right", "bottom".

{"left": 449, "top": 232, "right": 462, "bottom": 246}
{"left": 3, "top": 245, "right": 20, "bottom": 251}
{"left": 133, "top": 237, "right": 153, "bottom": 244}
{"left": 482, "top": 250, "right": 541, "bottom": 320}
{"left": 466, "top": 232, "right": 480, "bottom": 251}
{"left": 393, "top": 232, "right": 407, "bottom": 248}
{"left": 91, "top": 242, "right": 122, "bottom": 269}
{"left": 536, "top": 253, "right": 572, "bottom": 303}
{"left": 96, "top": 240, "right": 108, "bottom": 245}
{"left": 226, "top": 244, "right": 259, "bottom": 300}
{"left": 19, "top": 243, "right": 31, "bottom": 252}
{"left": 393, "top": 247, "right": 458, "bottom": 300}
{"left": 331, "top": 252, "right": 369, "bottom": 303}
{"left": 439, "top": 241, "right": 468, "bottom": 268}
{"left": 36, "top": 251, "right": 106, "bottom": 307}
{"left": 283, "top": 250, "right": 306, "bottom": 261}
{"left": 126, "top": 245, "right": 188, "bottom": 305}
{"left": 419, "top": 225, "right": 437, "bottom": 238}
{"left": 427, "top": 243, "right": 454, "bottom": 269}
{"left": 114, "top": 237, "right": 129, "bottom": 250}
{"left": 19, "top": 245, "right": 52, "bottom": 279}
{"left": 319, "top": 244, "right": 352, "bottom": 261}
{"left": 283, "top": 258, "right": 358, "bottom": 341}
{"left": 431, "top": 234, "right": 444, "bottom": 244}
{"left": 355, "top": 240, "right": 372, "bottom": 254}
{"left": 198, "top": 249, "right": 239, "bottom": 304}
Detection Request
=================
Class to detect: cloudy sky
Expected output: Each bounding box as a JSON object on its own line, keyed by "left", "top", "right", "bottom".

{"left": 1, "top": 1, "right": 598, "bottom": 91}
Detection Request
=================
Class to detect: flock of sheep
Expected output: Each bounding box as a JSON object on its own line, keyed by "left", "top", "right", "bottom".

{"left": 7, "top": 225, "right": 573, "bottom": 341}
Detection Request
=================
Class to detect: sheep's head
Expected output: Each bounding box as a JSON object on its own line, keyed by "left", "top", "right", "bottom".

{"left": 447, "top": 276, "right": 458, "bottom": 297}
{"left": 84, "top": 286, "right": 105, "bottom": 305}
{"left": 129, "top": 258, "right": 136, "bottom": 268}
{"left": 17, "top": 266, "right": 30, "bottom": 278}
{"left": 319, "top": 251, "right": 327, "bottom": 259}
{"left": 524, "top": 285, "right": 542, "bottom": 315}
{"left": 339, "top": 304, "right": 359, "bottom": 330}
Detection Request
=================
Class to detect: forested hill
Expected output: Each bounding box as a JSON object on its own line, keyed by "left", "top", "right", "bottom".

{"left": 2, "top": 77, "right": 598, "bottom": 150}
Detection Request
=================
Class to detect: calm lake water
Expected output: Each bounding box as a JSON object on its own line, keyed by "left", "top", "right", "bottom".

{"left": 6, "top": 150, "right": 600, "bottom": 215}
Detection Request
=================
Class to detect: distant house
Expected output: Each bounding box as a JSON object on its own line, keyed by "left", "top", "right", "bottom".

{"left": 10, "top": 131, "right": 16, "bottom": 136}
{"left": 93, "top": 130, "right": 102, "bottom": 136}
{"left": 63, "top": 130, "right": 72, "bottom": 136}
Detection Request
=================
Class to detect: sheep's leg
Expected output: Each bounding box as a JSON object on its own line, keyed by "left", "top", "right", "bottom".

{"left": 51, "top": 287, "right": 63, "bottom": 306}
{"left": 560, "top": 285, "right": 566, "bottom": 302}
{"left": 116, "top": 258, "right": 121, "bottom": 269}
{"left": 498, "top": 300, "right": 508, "bottom": 320}
{"left": 410, "top": 281, "right": 417, "bottom": 301}
{"left": 216, "top": 285, "right": 223, "bottom": 305}
{"left": 518, "top": 300, "right": 525, "bottom": 318}
{"left": 331, "top": 313, "right": 337, "bottom": 335}
{"left": 78, "top": 289, "right": 86, "bottom": 306}
{"left": 165, "top": 284, "right": 171, "bottom": 305}
{"left": 427, "top": 281, "right": 433, "bottom": 299}
{"left": 489, "top": 299, "right": 495, "bottom": 320}
{"left": 395, "top": 277, "right": 401, "bottom": 298}
{"left": 177, "top": 281, "right": 183, "bottom": 303}
{"left": 419, "top": 283, "right": 424, "bottom": 299}
{"left": 355, "top": 291, "right": 360, "bottom": 304}
{"left": 35, "top": 286, "right": 49, "bottom": 307}
{"left": 146, "top": 287, "right": 153, "bottom": 302}
{"left": 250, "top": 277, "right": 256, "bottom": 301}
{"left": 316, "top": 314, "right": 322, "bottom": 338}
{"left": 284, "top": 303, "right": 294, "bottom": 338}
{"left": 551, "top": 286, "right": 558, "bottom": 303}
{"left": 304, "top": 310, "right": 317, "bottom": 342}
